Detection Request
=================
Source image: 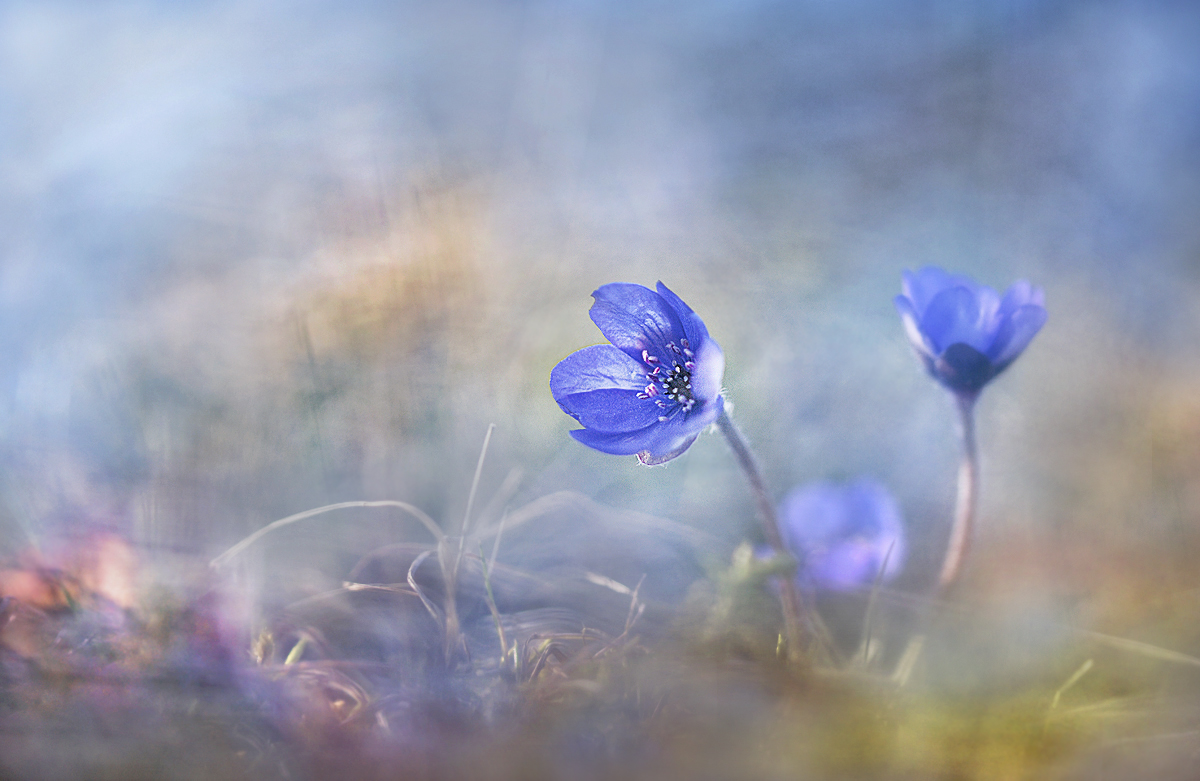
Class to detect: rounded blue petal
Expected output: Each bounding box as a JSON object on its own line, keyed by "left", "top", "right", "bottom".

{"left": 569, "top": 426, "right": 660, "bottom": 456}
{"left": 996, "top": 279, "right": 1038, "bottom": 320}
{"left": 689, "top": 337, "right": 725, "bottom": 405}
{"left": 896, "top": 266, "right": 1046, "bottom": 395}
{"left": 920, "top": 286, "right": 990, "bottom": 354}
{"left": 589, "top": 283, "right": 687, "bottom": 365}
{"left": 779, "top": 479, "right": 906, "bottom": 592}
{"left": 550, "top": 345, "right": 646, "bottom": 398}
{"left": 655, "top": 281, "right": 710, "bottom": 349}
{"left": 569, "top": 415, "right": 696, "bottom": 458}
{"left": 637, "top": 434, "right": 700, "bottom": 465}
{"left": 894, "top": 294, "right": 936, "bottom": 360}
{"left": 989, "top": 304, "right": 1048, "bottom": 371}
{"left": 556, "top": 388, "right": 663, "bottom": 433}
{"left": 902, "top": 267, "right": 980, "bottom": 314}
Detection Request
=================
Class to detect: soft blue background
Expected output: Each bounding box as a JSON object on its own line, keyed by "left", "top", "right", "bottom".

{"left": 0, "top": 1, "right": 1197, "bottom": 609}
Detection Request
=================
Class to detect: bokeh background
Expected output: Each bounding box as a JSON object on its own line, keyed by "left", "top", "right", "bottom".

{"left": 2, "top": 0, "right": 1200, "bottom": 772}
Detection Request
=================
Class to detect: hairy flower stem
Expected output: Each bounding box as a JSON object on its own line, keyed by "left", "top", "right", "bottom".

{"left": 938, "top": 392, "right": 978, "bottom": 591}
{"left": 715, "top": 408, "right": 807, "bottom": 660}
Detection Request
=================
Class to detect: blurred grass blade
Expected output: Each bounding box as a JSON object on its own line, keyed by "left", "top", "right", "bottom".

{"left": 1080, "top": 630, "right": 1200, "bottom": 667}
{"left": 210, "top": 500, "right": 445, "bottom": 569}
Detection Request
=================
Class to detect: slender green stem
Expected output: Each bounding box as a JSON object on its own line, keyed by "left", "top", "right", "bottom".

{"left": 938, "top": 392, "right": 978, "bottom": 591}
{"left": 715, "top": 407, "right": 807, "bottom": 659}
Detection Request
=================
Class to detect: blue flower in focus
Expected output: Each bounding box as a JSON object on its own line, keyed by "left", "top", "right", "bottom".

{"left": 551, "top": 282, "right": 725, "bottom": 465}
{"left": 895, "top": 266, "right": 1047, "bottom": 396}
{"left": 779, "top": 479, "right": 906, "bottom": 592}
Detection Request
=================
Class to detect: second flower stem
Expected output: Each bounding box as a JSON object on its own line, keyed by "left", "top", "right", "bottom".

{"left": 894, "top": 393, "right": 981, "bottom": 688}
{"left": 715, "top": 407, "right": 807, "bottom": 659}
{"left": 938, "top": 392, "right": 978, "bottom": 591}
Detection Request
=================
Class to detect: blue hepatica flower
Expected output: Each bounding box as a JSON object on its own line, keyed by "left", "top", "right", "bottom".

{"left": 779, "top": 479, "right": 906, "bottom": 592}
{"left": 895, "top": 266, "right": 1047, "bottom": 396}
{"left": 551, "top": 282, "right": 725, "bottom": 465}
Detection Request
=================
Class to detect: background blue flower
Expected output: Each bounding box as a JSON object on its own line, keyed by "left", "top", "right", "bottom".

{"left": 779, "top": 479, "right": 906, "bottom": 592}
{"left": 895, "top": 267, "right": 1047, "bottom": 396}
{"left": 551, "top": 282, "right": 724, "bottom": 464}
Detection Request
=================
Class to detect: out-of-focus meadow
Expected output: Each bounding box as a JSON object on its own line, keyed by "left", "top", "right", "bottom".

{"left": 2, "top": 0, "right": 1200, "bottom": 778}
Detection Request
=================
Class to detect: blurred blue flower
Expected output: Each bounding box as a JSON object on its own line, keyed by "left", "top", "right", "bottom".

{"left": 895, "top": 266, "right": 1047, "bottom": 396}
{"left": 551, "top": 282, "right": 725, "bottom": 464}
{"left": 779, "top": 479, "right": 906, "bottom": 591}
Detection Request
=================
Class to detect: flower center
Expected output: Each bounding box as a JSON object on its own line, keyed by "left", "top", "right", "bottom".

{"left": 636, "top": 339, "right": 698, "bottom": 417}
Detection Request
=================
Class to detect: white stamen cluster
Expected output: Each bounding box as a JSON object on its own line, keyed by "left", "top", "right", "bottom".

{"left": 636, "top": 339, "right": 698, "bottom": 420}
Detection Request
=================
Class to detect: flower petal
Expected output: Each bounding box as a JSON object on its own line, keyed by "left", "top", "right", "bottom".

{"left": 569, "top": 427, "right": 651, "bottom": 456}
{"left": 568, "top": 416, "right": 697, "bottom": 458}
{"left": 902, "top": 267, "right": 980, "bottom": 316}
{"left": 974, "top": 284, "right": 1004, "bottom": 337}
{"left": 780, "top": 482, "right": 847, "bottom": 548}
{"left": 1029, "top": 285, "right": 1045, "bottom": 308}
{"left": 689, "top": 393, "right": 725, "bottom": 430}
{"left": 989, "top": 303, "right": 1048, "bottom": 370}
{"left": 550, "top": 345, "right": 646, "bottom": 401}
{"left": 846, "top": 480, "right": 906, "bottom": 578}
{"left": 894, "top": 295, "right": 936, "bottom": 359}
{"left": 997, "top": 279, "right": 1031, "bottom": 318}
{"left": 555, "top": 388, "right": 663, "bottom": 433}
{"left": 589, "top": 283, "right": 686, "bottom": 364}
{"left": 902, "top": 267, "right": 946, "bottom": 315}
{"left": 655, "top": 281, "right": 710, "bottom": 348}
{"left": 919, "top": 285, "right": 991, "bottom": 354}
{"left": 689, "top": 337, "right": 725, "bottom": 403}
{"left": 637, "top": 435, "right": 699, "bottom": 465}
{"left": 810, "top": 542, "right": 885, "bottom": 592}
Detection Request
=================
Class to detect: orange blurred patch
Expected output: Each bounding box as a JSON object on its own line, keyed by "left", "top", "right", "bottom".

{"left": 61, "top": 532, "right": 139, "bottom": 609}
{"left": 0, "top": 532, "right": 139, "bottom": 610}
{"left": 0, "top": 566, "right": 74, "bottom": 610}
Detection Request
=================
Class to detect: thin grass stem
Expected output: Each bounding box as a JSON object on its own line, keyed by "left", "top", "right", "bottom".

{"left": 479, "top": 544, "right": 510, "bottom": 670}
{"left": 210, "top": 501, "right": 444, "bottom": 569}
{"left": 442, "top": 424, "right": 497, "bottom": 666}
{"left": 854, "top": 540, "right": 896, "bottom": 668}
{"left": 406, "top": 549, "right": 443, "bottom": 625}
{"left": 488, "top": 510, "right": 507, "bottom": 575}
{"left": 461, "top": 423, "right": 496, "bottom": 537}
